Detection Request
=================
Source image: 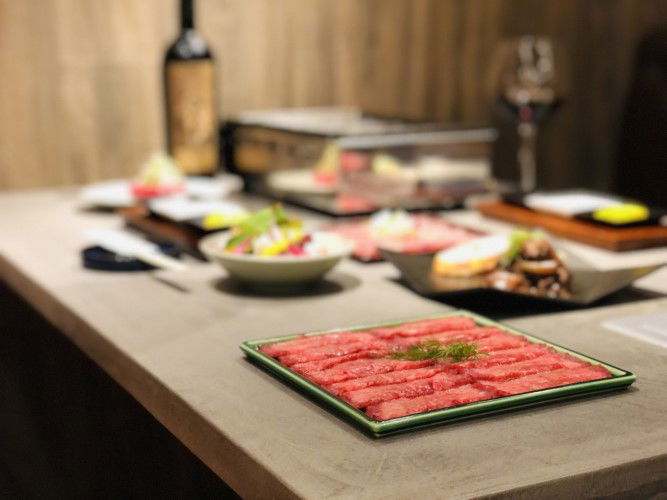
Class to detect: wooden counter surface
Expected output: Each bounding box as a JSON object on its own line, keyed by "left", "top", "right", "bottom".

{"left": 0, "top": 188, "right": 665, "bottom": 499}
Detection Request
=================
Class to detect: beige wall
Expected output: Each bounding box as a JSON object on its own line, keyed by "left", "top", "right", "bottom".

{"left": 1, "top": 0, "right": 666, "bottom": 190}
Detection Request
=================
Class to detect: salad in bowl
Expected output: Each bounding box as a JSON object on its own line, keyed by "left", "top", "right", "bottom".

{"left": 199, "top": 204, "right": 354, "bottom": 287}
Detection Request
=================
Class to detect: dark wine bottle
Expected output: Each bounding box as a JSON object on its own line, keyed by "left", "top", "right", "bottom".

{"left": 164, "top": 0, "right": 218, "bottom": 176}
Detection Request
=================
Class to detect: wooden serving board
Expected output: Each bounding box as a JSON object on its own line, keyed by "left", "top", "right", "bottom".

{"left": 477, "top": 201, "right": 667, "bottom": 252}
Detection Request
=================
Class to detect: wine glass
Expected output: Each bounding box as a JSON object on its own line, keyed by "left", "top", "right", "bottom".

{"left": 489, "top": 36, "right": 562, "bottom": 193}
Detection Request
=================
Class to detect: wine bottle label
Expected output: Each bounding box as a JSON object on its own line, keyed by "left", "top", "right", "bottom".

{"left": 166, "top": 60, "right": 218, "bottom": 175}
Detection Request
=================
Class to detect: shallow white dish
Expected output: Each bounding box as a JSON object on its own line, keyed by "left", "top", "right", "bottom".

{"left": 199, "top": 231, "right": 354, "bottom": 287}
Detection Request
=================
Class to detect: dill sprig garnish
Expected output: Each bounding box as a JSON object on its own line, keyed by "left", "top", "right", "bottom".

{"left": 389, "top": 340, "right": 486, "bottom": 363}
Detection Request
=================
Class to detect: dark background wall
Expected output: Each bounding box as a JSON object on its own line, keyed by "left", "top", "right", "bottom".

{"left": 1, "top": 0, "right": 666, "bottom": 191}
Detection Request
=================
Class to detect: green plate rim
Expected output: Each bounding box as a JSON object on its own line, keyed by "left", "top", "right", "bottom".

{"left": 239, "top": 310, "right": 635, "bottom": 437}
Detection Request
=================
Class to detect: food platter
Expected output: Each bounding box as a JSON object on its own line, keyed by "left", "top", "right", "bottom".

{"left": 240, "top": 311, "right": 635, "bottom": 437}
{"left": 380, "top": 248, "right": 662, "bottom": 306}
{"left": 325, "top": 211, "right": 483, "bottom": 263}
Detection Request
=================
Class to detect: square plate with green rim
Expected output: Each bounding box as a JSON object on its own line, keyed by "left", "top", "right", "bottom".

{"left": 240, "top": 310, "right": 635, "bottom": 437}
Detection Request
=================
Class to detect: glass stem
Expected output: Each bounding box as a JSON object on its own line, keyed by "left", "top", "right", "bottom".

{"left": 517, "top": 121, "right": 537, "bottom": 192}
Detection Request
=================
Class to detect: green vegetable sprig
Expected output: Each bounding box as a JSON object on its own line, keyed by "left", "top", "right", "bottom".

{"left": 389, "top": 340, "right": 486, "bottom": 363}
{"left": 225, "top": 203, "right": 295, "bottom": 251}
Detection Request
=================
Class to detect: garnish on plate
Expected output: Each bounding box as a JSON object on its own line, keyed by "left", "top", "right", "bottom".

{"left": 389, "top": 340, "right": 486, "bottom": 363}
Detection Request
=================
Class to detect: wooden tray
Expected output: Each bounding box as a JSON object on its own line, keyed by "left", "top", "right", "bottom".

{"left": 477, "top": 201, "right": 667, "bottom": 251}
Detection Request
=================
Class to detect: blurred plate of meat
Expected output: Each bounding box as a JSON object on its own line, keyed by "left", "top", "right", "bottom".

{"left": 326, "top": 210, "right": 482, "bottom": 262}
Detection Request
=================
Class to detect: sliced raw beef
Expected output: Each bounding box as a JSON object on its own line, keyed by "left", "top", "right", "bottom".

{"left": 279, "top": 339, "right": 388, "bottom": 366}
{"left": 366, "top": 384, "right": 498, "bottom": 421}
{"left": 378, "top": 215, "right": 480, "bottom": 255}
{"left": 430, "top": 372, "right": 474, "bottom": 391}
{"left": 307, "top": 359, "right": 433, "bottom": 385}
{"left": 290, "top": 350, "right": 388, "bottom": 376}
{"left": 550, "top": 353, "right": 593, "bottom": 370}
{"left": 476, "top": 334, "right": 530, "bottom": 352}
{"left": 261, "top": 331, "right": 378, "bottom": 358}
{"left": 342, "top": 378, "right": 436, "bottom": 408}
{"left": 447, "top": 344, "right": 551, "bottom": 373}
{"left": 389, "top": 327, "right": 502, "bottom": 349}
{"left": 468, "top": 354, "right": 568, "bottom": 382}
{"left": 261, "top": 316, "right": 616, "bottom": 423}
{"left": 325, "top": 220, "right": 380, "bottom": 261}
{"left": 478, "top": 365, "right": 611, "bottom": 396}
{"left": 327, "top": 366, "right": 447, "bottom": 396}
{"left": 370, "top": 316, "right": 476, "bottom": 339}
{"left": 265, "top": 317, "right": 477, "bottom": 358}
{"left": 327, "top": 215, "right": 479, "bottom": 261}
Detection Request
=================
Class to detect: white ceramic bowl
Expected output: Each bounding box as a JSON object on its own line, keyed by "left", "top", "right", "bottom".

{"left": 199, "top": 231, "right": 354, "bottom": 288}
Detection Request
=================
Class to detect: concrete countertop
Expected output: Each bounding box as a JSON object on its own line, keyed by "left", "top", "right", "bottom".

{"left": 0, "top": 187, "right": 665, "bottom": 499}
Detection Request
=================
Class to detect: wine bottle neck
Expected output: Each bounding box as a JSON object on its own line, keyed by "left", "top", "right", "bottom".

{"left": 181, "top": 0, "right": 194, "bottom": 30}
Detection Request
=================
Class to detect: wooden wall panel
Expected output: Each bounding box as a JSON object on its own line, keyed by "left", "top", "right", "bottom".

{"left": 1, "top": 0, "right": 666, "bottom": 191}
{"left": 0, "top": 0, "right": 172, "bottom": 187}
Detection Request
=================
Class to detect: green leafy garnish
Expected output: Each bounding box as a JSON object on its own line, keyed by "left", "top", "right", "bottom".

{"left": 225, "top": 203, "right": 297, "bottom": 252}
{"left": 389, "top": 340, "right": 486, "bottom": 363}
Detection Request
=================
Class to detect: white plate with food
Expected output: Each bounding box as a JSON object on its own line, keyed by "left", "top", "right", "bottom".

{"left": 380, "top": 230, "right": 662, "bottom": 305}
{"left": 80, "top": 153, "right": 243, "bottom": 208}
{"left": 199, "top": 204, "right": 353, "bottom": 288}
